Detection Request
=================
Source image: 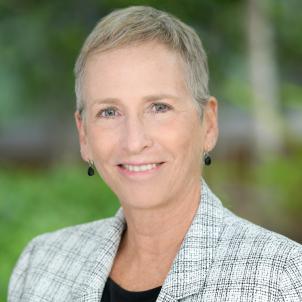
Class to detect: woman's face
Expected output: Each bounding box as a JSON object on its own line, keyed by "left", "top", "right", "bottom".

{"left": 75, "top": 41, "right": 218, "bottom": 210}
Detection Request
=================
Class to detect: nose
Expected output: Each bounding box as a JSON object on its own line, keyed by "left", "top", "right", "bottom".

{"left": 121, "top": 115, "right": 153, "bottom": 154}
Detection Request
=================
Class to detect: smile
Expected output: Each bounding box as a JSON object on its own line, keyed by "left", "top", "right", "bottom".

{"left": 117, "top": 162, "right": 164, "bottom": 176}
{"left": 120, "top": 163, "right": 163, "bottom": 172}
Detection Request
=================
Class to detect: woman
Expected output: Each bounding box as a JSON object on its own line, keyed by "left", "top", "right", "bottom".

{"left": 9, "top": 6, "right": 302, "bottom": 302}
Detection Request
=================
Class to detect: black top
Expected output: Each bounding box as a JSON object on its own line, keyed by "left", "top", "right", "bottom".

{"left": 101, "top": 277, "right": 162, "bottom": 302}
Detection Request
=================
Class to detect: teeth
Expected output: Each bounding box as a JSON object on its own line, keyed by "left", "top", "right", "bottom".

{"left": 123, "top": 163, "right": 158, "bottom": 172}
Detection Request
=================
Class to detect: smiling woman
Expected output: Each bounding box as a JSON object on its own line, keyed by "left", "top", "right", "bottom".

{"left": 75, "top": 40, "right": 214, "bottom": 211}
{"left": 8, "top": 5, "right": 302, "bottom": 302}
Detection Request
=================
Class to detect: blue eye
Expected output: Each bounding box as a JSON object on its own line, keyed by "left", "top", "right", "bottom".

{"left": 97, "top": 103, "right": 171, "bottom": 118}
{"left": 98, "top": 107, "right": 119, "bottom": 118}
{"left": 151, "top": 103, "right": 171, "bottom": 113}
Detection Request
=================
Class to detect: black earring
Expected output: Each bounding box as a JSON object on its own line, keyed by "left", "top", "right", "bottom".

{"left": 87, "top": 160, "right": 95, "bottom": 176}
{"left": 204, "top": 152, "right": 212, "bottom": 166}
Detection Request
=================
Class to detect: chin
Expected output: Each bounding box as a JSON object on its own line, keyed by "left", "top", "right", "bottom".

{"left": 119, "top": 188, "right": 167, "bottom": 210}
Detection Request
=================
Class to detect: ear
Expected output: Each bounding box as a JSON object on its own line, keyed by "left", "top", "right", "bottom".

{"left": 203, "top": 96, "right": 219, "bottom": 152}
{"left": 74, "top": 111, "right": 90, "bottom": 162}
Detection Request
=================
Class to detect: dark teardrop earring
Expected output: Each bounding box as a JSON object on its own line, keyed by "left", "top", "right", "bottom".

{"left": 204, "top": 152, "right": 212, "bottom": 166}
{"left": 87, "top": 161, "right": 95, "bottom": 176}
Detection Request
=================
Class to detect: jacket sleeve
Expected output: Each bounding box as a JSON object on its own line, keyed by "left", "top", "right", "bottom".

{"left": 8, "top": 237, "right": 40, "bottom": 302}
{"left": 278, "top": 248, "right": 302, "bottom": 301}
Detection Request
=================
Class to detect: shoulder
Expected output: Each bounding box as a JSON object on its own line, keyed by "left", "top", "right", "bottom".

{"left": 18, "top": 216, "right": 116, "bottom": 259}
{"left": 8, "top": 216, "right": 117, "bottom": 301}
{"left": 15, "top": 215, "right": 117, "bottom": 265}
{"left": 215, "top": 207, "right": 302, "bottom": 299}
{"left": 31, "top": 216, "right": 115, "bottom": 248}
{"left": 221, "top": 206, "right": 302, "bottom": 256}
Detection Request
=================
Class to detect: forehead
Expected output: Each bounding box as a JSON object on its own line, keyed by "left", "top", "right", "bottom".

{"left": 82, "top": 41, "right": 190, "bottom": 104}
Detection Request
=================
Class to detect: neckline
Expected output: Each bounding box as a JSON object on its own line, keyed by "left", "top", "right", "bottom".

{"left": 107, "top": 276, "right": 162, "bottom": 295}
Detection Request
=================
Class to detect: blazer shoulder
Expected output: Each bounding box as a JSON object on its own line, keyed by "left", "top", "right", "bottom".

{"left": 11, "top": 215, "right": 118, "bottom": 278}
{"left": 207, "top": 206, "right": 302, "bottom": 299}
{"left": 11, "top": 215, "right": 117, "bottom": 268}
{"left": 8, "top": 216, "right": 119, "bottom": 301}
{"left": 31, "top": 215, "right": 117, "bottom": 248}
{"left": 221, "top": 206, "right": 302, "bottom": 258}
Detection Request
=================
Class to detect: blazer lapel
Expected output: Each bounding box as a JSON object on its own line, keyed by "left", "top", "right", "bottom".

{"left": 72, "top": 208, "right": 126, "bottom": 302}
{"left": 157, "top": 179, "right": 224, "bottom": 301}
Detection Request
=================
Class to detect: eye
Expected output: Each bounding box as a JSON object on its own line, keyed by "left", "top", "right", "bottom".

{"left": 150, "top": 103, "right": 172, "bottom": 113}
{"left": 97, "top": 107, "right": 120, "bottom": 119}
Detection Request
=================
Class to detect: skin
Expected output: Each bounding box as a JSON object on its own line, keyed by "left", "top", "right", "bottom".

{"left": 75, "top": 41, "right": 218, "bottom": 291}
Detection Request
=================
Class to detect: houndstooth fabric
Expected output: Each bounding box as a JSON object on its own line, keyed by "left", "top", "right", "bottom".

{"left": 8, "top": 180, "right": 302, "bottom": 301}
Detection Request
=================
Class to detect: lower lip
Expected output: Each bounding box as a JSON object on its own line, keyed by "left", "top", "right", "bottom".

{"left": 117, "top": 163, "right": 164, "bottom": 178}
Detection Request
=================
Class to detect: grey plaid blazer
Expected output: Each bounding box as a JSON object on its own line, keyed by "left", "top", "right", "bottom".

{"left": 9, "top": 180, "right": 302, "bottom": 301}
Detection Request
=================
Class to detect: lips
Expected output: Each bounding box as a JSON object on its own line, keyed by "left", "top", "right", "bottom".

{"left": 118, "top": 162, "right": 165, "bottom": 173}
{"left": 118, "top": 161, "right": 164, "bottom": 166}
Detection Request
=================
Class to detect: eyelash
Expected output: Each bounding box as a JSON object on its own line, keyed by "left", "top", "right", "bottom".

{"left": 97, "top": 103, "right": 172, "bottom": 119}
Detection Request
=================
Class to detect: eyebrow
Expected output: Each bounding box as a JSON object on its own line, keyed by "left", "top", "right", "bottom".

{"left": 91, "top": 94, "right": 180, "bottom": 106}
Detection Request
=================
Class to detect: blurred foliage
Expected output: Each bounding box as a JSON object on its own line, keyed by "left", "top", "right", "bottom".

{"left": 0, "top": 0, "right": 301, "bottom": 126}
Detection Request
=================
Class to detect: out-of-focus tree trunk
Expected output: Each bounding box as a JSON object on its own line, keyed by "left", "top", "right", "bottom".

{"left": 247, "top": 0, "right": 283, "bottom": 160}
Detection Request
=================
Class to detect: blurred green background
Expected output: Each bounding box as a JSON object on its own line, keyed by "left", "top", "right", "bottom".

{"left": 0, "top": 0, "right": 302, "bottom": 300}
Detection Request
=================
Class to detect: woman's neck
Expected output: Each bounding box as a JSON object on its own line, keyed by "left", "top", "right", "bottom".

{"left": 120, "top": 180, "right": 201, "bottom": 263}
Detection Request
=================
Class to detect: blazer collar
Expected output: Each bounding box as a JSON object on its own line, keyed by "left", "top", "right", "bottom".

{"left": 73, "top": 179, "right": 224, "bottom": 301}
{"left": 159, "top": 179, "right": 224, "bottom": 300}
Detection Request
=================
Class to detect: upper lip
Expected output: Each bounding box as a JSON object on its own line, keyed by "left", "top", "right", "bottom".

{"left": 118, "top": 162, "right": 165, "bottom": 166}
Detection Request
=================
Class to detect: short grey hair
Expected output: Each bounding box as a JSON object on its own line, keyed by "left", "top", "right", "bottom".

{"left": 74, "top": 6, "right": 210, "bottom": 118}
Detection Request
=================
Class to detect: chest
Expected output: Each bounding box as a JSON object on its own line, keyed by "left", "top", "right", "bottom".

{"left": 109, "top": 254, "right": 171, "bottom": 292}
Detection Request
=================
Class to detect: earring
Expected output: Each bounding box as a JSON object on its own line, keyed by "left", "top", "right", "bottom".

{"left": 87, "top": 160, "right": 95, "bottom": 176}
{"left": 203, "top": 152, "right": 212, "bottom": 166}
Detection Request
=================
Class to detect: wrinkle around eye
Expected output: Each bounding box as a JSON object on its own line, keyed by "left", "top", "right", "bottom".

{"left": 96, "top": 107, "right": 121, "bottom": 119}
{"left": 150, "top": 102, "right": 173, "bottom": 113}
{"left": 92, "top": 101, "right": 177, "bottom": 122}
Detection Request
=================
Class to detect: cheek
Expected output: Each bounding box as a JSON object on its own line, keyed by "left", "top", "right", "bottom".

{"left": 158, "top": 114, "right": 203, "bottom": 156}
{"left": 86, "top": 125, "right": 118, "bottom": 163}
